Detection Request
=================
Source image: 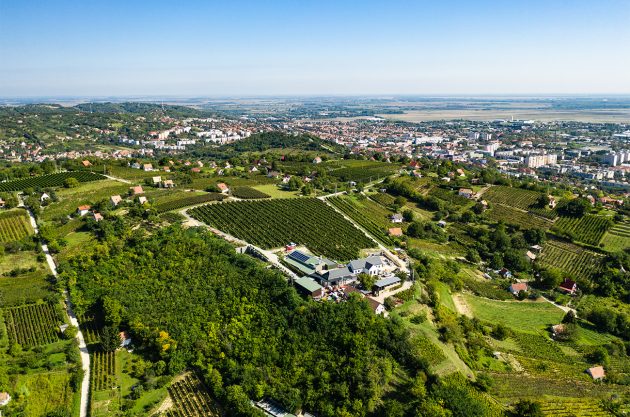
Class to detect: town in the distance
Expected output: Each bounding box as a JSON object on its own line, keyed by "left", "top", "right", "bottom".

{"left": 0, "top": 96, "right": 629, "bottom": 417}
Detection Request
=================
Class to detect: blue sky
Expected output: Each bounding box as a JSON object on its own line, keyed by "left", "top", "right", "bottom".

{"left": 1, "top": 0, "right": 629, "bottom": 96}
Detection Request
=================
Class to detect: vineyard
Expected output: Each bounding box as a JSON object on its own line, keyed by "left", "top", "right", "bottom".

{"left": 0, "top": 209, "right": 34, "bottom": 242}
{"left": 485, "top": 204, "right": 553, "bottom": 230}
{"left": 155, "top": 193, "right": 224, "bottom": 213}
{"left": 91, "top": 351, "right": 117, "bottom": 391}
{"left": 0, "top": 171, "right": 105, "bottom": 192}
{"left": 327, "top": 196, "right": 393, "bottom": 245}
{"left": 553, "top": 214, "right": 612, "bottom": 246}
{"left": 165, "top": 373, "right": 221, "bottom": 417}
{"left": 539, "top": 397, "right": 612, "bottom": 416}
{"left": 369, "top": 192, "right": 396, "bottom": 207}
{"left": 537, "top": 240, "right": 603, "bottom": 281}
{"left": 78, "top": 314, "right": 101, "bottom": 345}
{"left": 189, "top": 198, "right": 375, "bottom": 260}
{"left": 3, "top": 303, "right": 62, "bottom": 347}
{"left": 482, "top": 185, "right": 544, "bottom": 211}
{"left": 231, "top": 186, "right": 271, "bottom": 199}
{"left": 330, "top": 162, "right": 400, "bottom": 183}
{"left": 600, "top": 222, "right": 630, "bottom": 252}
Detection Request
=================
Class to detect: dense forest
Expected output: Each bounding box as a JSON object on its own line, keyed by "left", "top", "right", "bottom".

{"left": 58, "top": 226, "right": 496, "bottom": 417}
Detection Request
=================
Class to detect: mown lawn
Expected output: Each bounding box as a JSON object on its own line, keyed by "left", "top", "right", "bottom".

{"left": 252, "top": 183, "right": 302, "bottom": 198}
{"left": 463, "top": 294, "right": 564, "bottom": 333}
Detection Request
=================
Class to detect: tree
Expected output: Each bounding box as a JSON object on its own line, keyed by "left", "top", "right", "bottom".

{"left": 562, "top": 310, "right": 577, "bottom": 324}
{"left": 402, "top": 209, "right": 414, "bottom": 222}
{"left": 358, "top": 273, "right": 376, "bottom": 291}
{"left": 101, "top": 325, "right": 120, "bottom": 352}
{"left": 535, "top": 194, "right": 550, "bottom": 208}
{"left": 287, "top": 176, "right": 303, "bottom": 191}
{"left": 560, "top": 197, "right": 590, "bottom": 217}
{"left": 512, "top": 400, "right": 543, "bottom": 417}
{"left": 63, "top": 325, "right": 78, "bottom": 339}
{"left": 536, "top": 268, "right": 562, "bottom": 289}
{"left": 64, "top": 177, "right": 80, "bottom": 188}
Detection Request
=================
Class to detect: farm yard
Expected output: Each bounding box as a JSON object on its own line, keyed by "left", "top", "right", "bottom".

{"left": 537, "top": 239, "right": 603, "bottom": 281}
{"left": 189, "top": 198, "right": 375, "bottom": 260}
{"left": 553, "top": 214, "right": 612, "bottom": 246}
{"left": 3, "top": 302, "right": 63, "bottom": 347}
{"left": 0, "top": 209, "right": 34, "bottom": 242}
{"left": 163, "top": 373, "right": 221, "bottom": 417}
{"left": 0, "top": 171, "right": 105, "bottom": 192}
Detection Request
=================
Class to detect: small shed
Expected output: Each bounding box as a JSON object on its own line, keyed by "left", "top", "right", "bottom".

{"left": 294, "top": 277, "right": 323, "bottom": 300}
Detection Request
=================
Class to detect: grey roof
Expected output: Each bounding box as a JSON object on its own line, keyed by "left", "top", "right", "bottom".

{"left": 374, "top": 276, "right": 401, "bottom": 288}
{"left": 349, "top": 256, "right": 383, "bottom": 271}
{"left": 295, "top": 277, "right": 323, "bottom": 293}
{"left": 313, "top": 266, "right": 354, "bottom": 283}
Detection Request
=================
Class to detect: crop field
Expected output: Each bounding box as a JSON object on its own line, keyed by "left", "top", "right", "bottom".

{"left": 327, "top": 195, "right": 393, "bottom": 245}
{"left": 369, "top": 192, "right": 395, "bottom": 207}
{"left": 166, "top": 373, "right": 221, "bottom": 417}
{"left": 92, "top": 351, "right": 117, "bottom": 391}
{"left": 537, "top": 240, "right": 603, "bottom": 281}
{"left": 155, "top": 193, "right": 224, "bottom": 213}
{"left": 600, "top": 222, "right": 630, "bottom": 252}
{"left": 483, "top": 185, "right": 544, "bottom": 211}
{"left": 0, "top": 209, "right": 34, "bottom": 242}
{"left": 539, "top": 397, "right": 612, "bottom": 417}
{"left": 429, "top": 187, "right": 473, "bottom": 206}
{"left": 189, "top": 198, "right": 375, "bottom": 260}
{"left": 0, "top": 171, "right": 104, "bottom": 191}
{"left": 4, "top": 303, "right": 62, "bottom": 347}
{"left": 462, "top": 294, "right": 564, "bottom": 334}
{"left": 553, "top": 215, "right": 612, "bottom": 246}
{"left": 485, "top": 204, "right": 553, "bottom": 230}
{"left": 328, "top": 161, "right": 400, "bottom": 183}
{"left": 231, "top": 186, "right": 271, "bottom": 199}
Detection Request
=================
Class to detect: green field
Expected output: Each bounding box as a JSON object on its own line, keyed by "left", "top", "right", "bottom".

{"left": 537, "top": 239, "right": 603, "bottom": 281}
{"left": 485, "top": 204, "right": 553, "bottom": 230}
{"left": 252, "top": 183, "right": 302, "bottom": 198}
{"left": 462, "top": 294, "right": 564, "bottom": 333}
{"left": 0, "top": 268, "right": 51, "bottom": 306}
{"left": 189, "top": 198, "right": 375, "bottom": 261}
{"left": 327, "top": 194, "right": 394, "bottom": 245}
{"left": 483, "top": 185, "right": 545, "bottom": 211}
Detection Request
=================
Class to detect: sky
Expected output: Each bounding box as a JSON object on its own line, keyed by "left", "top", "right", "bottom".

{"left": 1, "top": 0, "right": 629, "bottom": 97}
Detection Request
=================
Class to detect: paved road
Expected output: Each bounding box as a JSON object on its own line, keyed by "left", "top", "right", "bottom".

{"left": 20, "top": 198, "right": 91, "bottom": 417}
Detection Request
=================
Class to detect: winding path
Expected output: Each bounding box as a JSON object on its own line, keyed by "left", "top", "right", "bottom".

{"left": 20, "top": 197, "right": 90, "bottom": 417}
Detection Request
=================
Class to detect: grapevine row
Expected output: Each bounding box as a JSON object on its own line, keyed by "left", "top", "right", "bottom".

{"left": 0, "top": 171, "right": 104, "bottom": 192}
{"left": 3, "top": 303, "right": 62, "bottom": 347}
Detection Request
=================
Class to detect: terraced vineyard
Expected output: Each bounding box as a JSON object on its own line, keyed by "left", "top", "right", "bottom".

{"left": 539, "top": 397, "right": 611, "bottom": 416}
{"left": 154, "top": 193, "right": 224, "bottom": 213}
{"left": 537, "top": 240, "right": 603, "bottom": 281}
{"left": 3, "top": 303, "right": 62, "bottom": 347}
{"left": 91, "top": 351, "right": 117, "bottom": 391}
{"left": 553, "top": 215, "right": 612, "bottom": 246}
{"left": 0, "top": 209, "right": 34, "bottom": 242}
{"left": 0, "top": 171, "right": 104, "bottom": 191}
{"left": 486, "top": 204, "right": 553, "bottom": 230}
{"left": 231, "top": 186, "right": 271, "bottom": 199}
{"left": 189, "top": 198, "right": 374, "bottom": 260}
{"left": 600, "top": 222, "right": 630, "bottom": 252}
{"left": 328, "top": 196, "right": 393, "bottom": 245}
{"left": 165, "top": 373, "right": 220, "bottom": 417}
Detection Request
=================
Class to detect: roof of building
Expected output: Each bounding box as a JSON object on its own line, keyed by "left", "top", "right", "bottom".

{"left": 317, "top": 267, "right": 353, "bottom": 282}
{"left": 366, "top": 297, "right": 383, "bottom": 312}
{"left": 375, "top": 276, "right": 401, "bottom": 288}
{"left": 559, "top": 278, "right": 577, "bottom": 290}
{"left": 587, "top": 366, "right": 606, "bottom": 379}
{"left": 295, "top": 277, "right": 323, "bottom": 293}
{"left": 510, "top": 282, "right": 528, "bottom": 292}
{"left": 77, "top": 205, "right": 91, "bottom": 211}
{"left": 349, "top": 255, "right": 383, "bottom": 271}
{"left": 388, "top": 227, "right": 403, "bottom": 236}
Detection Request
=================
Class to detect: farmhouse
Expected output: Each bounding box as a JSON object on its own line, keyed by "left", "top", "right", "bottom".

{"left": 348, "top": 256, "right": 384, "bottom": 276}
{"left": 217, "top": 183, "right": 230, "bottom": 194}
{"left": 110, "top": 195, "right": 123, "bottom": 206}
{"left": 152, "top": 176, "right": 162, "bottom": 185}
{"left": 390, "top": 213, "right": 404, "bottom": 223}
{"left": 558, "top": 278, "right": 577, "bottom": 295}
{"left": 587, "top": 366, "right": 606, "bottom": 380}
{"left": 458, "top": 188, "right": 475, "bottom": 198}
{"left": 119, "top": 331, "right": 132, "bottom": 348}
{"left": 162, "top": 179, "right": 175, "bottom": 188}
{"left": 508, "top": 282, "right": 528, "bottom": 296}
{"left": 312, "top": 266, "right": 355, "bottom": 286}
{"left": 0, "top": 391, "right": 11, "bottom": 407}
{"left": 294, "top": 277, "right": 324, "bottom": 300}
{"left": 130, "top": 185, "right": 144, "bottom": 195}
{"left": 388, "top": 227, "right": 403, "bottom": 237}
{"left": 312, "top": 156, "right": 322, "bottom": 164}
{"left": 143, "top": 163, "right": 153, "bottom": 172}
{"left": 76, "top": 205, "right": 91, "bottom": 216}
{"left": 81, "top": 160, "right": 91, "bottom": 167}
{"left": 366, "top": 297, "right": 386, "bottom": 315}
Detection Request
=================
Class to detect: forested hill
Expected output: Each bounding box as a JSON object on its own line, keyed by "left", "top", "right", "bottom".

{"left": 58, "top": 226, "right": 498, "bottom": 417}
{"left": 0, "top": 102, "right": 210, "bottom": 118}
{"left": 199, "top": 131, "right": 345, "bottom": 159}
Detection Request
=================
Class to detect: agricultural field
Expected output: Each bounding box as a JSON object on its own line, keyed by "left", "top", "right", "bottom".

{"left": 327, "top": 160, "right": 401, "bottom": 183}
{"left": 368, "top": 191, "right": 396, "bottom": 208}
{"left": 485, "top": 204, "right": 553, "bottom": 230}
{"left": 92, "top": 351, "right": 117, "bottom": 391}
{"left": 461, "top": 294, "right": 564, "bottom": 334}
{"left": 0, "top": 171, "right": 105, "bottom": 192}
{"left": 553, "top": 214, "right": 612, "bottom": 246}
{"left": 0, "top": 268, "right": 51, "bottom": 306}
{"left": 3, "top": 302, "right": 63, "bottom": 347}
{"left": 538, "top": 397, "right": 614, "bottom": 417}
{"left": 327, "top": 195, "right": 394, "bottom": 245}
{"left": 163, "top": 373, "right": 221, "bottom": 417}
{"left": 231, "top": 186, "right": 271, "bottom": 199}
{"left": 189, "top": 198, "right": 375, "bottom": 260}
{"left": 154, "top": 192, "right": 224, "bottom": 213}
{"left": 105, "top": 164, "right": 162, "bottom": 181}
{"left": 0, "top": 209, "right": 34, "bottom": 242}
{"left": 429, "top": 187, "right": 473, "bottom": 207}
{"left": 599, "top": 221, "right": 630, "bottom": 252}
{"left": 537, "top": 240, "right": 603, "bottom": 281}
{"left": 251, "top": 183, "right": 302, "bottom": 198}
{"left": 483, "top": 185, "right": 556, "bottom": 219}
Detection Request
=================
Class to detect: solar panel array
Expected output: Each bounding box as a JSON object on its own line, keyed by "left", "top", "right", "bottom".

{"left": 288, "top": 250, "right": 310, "bottom": 263}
